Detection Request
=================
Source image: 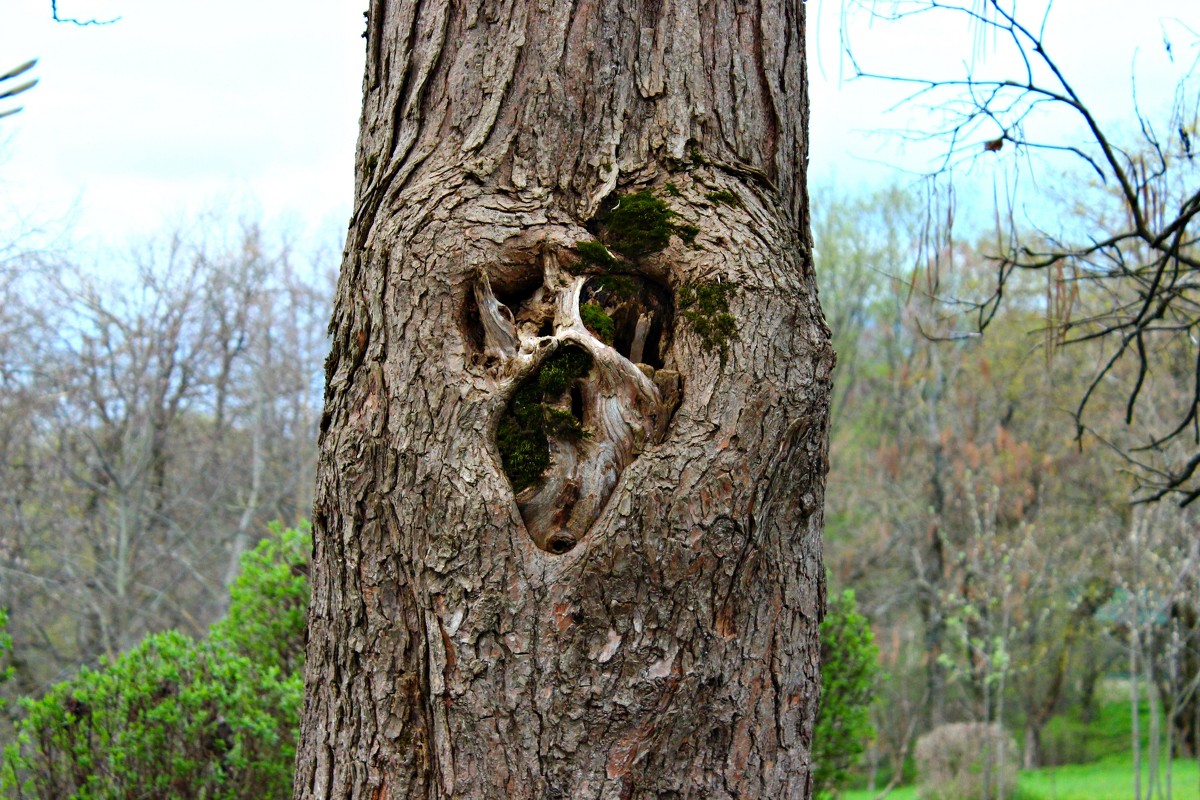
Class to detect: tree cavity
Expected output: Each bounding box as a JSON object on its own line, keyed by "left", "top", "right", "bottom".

{"left": 470, "top": 242, "right": 681, "bottom": 556}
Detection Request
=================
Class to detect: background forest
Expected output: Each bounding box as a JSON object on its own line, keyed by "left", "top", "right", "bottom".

{"left": 1, "top": 179, "right": 1197, "bottom": 798}
{"left": 0, "top": 219, "right": 331, "bottom": 721}
{"left": 817, "top": 184, "right": 1200, "bottom": 799}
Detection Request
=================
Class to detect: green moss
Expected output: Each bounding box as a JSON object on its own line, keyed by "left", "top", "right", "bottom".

{"left": 689, "top": 145, "right": 708, "bottom": 165}
{"left": 593, "top": 274, "right": 638, "bottom": 297}
{"left": 580, "top": 301, "right": 616, "bottom": 344}
{"left": 705, "top": 189, "right": 742, "bottom": 207}
{"left": 675, "top": 223, "right": 700, "bottom": 245}
{"left": 575, "top": 239, "right": 618, "bottom": 270}
{"left": 544, "top": 406, "right": 585, "bottom": 439}
{"left": 496, "top": 415, "right": 548, "bottom": 493}
{"left": 678, "top": 280, "right": 738, "bottom": 356}
{"left": 664, "top": 181, "right": 682, "bottom": 197}
{"left": 595, "top": 189, "right": 703, "bottom": 259}
{"left": 538, "top": 347, "right": 593, "bottom": 395}
{"left": 600, "top": 190, "right": 679, "bottom": 258}
{"left": 497, "top": 346, "right": 594, "bottom": 492}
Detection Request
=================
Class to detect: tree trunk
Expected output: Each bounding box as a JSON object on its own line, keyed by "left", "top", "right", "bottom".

{"left": 295, "top": 1, "right": 830, "bottom": 797}
{"left": 1023, "top": 723, "right": 1041, "bottom": 771}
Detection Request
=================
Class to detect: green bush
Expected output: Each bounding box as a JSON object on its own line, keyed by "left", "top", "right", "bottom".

{"left": 0, "top": 609, "right": 12, "bottom": 710}
{"left": 1, "top": 524, "right": 311, "bottom": 800}
{"left": 815, "top": 590, "right": 880, "bottom": 799}
{"left": 210, "top": 521, "right": 310, "bottom": 675}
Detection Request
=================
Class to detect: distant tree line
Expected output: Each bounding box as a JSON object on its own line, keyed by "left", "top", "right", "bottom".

{"left": 816, "top": 182, "right": 1200, "bottom": 795}
{"left": 0, "top": 216, "right": 331, "bottom": 722}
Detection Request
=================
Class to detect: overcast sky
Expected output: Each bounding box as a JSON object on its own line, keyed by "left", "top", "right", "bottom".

{"left": 0, "top": 0, "right": 363, "bottom": 251}
{"left": 0, "top": 0, "right": 1194, "bottom": 252}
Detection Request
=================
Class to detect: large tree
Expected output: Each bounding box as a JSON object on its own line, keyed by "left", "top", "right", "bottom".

{"left": 295, "top": 1, "right": 831, "bottom": 797}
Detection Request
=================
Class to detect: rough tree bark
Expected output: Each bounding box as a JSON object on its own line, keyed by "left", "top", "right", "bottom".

{"left": 295, "top": 0, "right": 832, "bottom": 797}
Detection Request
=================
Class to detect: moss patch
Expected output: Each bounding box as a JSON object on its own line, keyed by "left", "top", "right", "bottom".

{"left": 585, "top": 189, "right": 703, "bottom": 262}
{"left": 574, "top": 240, "right": 618, "bottom": 270}
{"left": 580, "top": 301, "right": 615, "bottom": 344}
{"left": 675, "top": 223, "right": 700, "bottom": 246}
{"left": 536, "top": 347, "right": 592, "bottom": 395}
{"left": 678, "top": 281, "right": 738, "bottom": 356}
{"left": 705, "top": 189, "right": 742, "bottom": 207}
{"left": 497, "top": 346, "right": 593, "bottom": 493}
{"left": 599, "top": 190, "right": 679, "bottom": 258}
{"left": 592, "top": 274, "right": 638, "bottom": 297}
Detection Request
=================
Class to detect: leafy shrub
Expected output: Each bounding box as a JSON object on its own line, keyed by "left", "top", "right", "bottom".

{"left": 814, "top": 589, "right": 880, "bottom": 798}
{"left": 914, "top": 722, "right": 1018, "bottom": 800}
{"left": 0, "top": 609, "right": 12, "bottom": 710}
{"left": 1, "top": 524, "right": 311, "bottom": 800}
{"left": 210, "top": 521, "right": 310, "bottom": 675}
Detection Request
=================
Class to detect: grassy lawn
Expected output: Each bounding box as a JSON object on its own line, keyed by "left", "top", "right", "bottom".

{"left": 1022, "top": 754, "right": 1199, "bottom": 800}
{"left": 841, "top": 695, "right": 1199, "bottom": 800}
{"left": 841, "top": 753, "right": 1200, "bottom": 800}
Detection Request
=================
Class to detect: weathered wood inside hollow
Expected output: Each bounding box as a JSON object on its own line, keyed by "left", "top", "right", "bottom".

{"left": 296, "top": 0, "right": 830, "bottom": 796}
{"left": 480, "top": 258, "right": 678, "bottom": 553}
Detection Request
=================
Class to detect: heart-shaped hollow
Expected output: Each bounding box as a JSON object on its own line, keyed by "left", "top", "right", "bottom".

{"left": 474, "top": 249, "right": 681, "bottom": 553}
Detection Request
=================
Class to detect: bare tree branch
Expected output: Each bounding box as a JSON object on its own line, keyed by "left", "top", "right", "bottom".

{"left": 847, "top": 0, "right": 1200, "bottom": 503}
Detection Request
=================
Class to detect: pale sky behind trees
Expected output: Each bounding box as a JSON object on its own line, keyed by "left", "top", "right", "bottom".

{"left": 0, "top": 0, "right": 1193, "bottom": 250}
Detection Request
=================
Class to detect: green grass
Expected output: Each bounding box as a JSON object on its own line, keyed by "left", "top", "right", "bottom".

{"left": 836, "top": 695, "right": 1197, "bottom": 800}
{"left": 1021, "top": 753, "right": 1200, "bottom": 799}
{"left": 840, "top": 754, "right": 1200, "bottom": 800}
{"left": 1038, "top": 688, "right": 1180, "bottom": 767}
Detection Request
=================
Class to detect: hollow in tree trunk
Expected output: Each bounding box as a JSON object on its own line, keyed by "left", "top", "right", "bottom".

{"left": 295, "top": 0, "right": 832, "bottom": 797}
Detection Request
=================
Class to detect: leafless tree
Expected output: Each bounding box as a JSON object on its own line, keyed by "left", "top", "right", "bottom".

{"left": 0, "top": 60, "right": 37, "bottom": 120}
{"left": 844, "top": 0, "right": 1200, "bottom": 505}
{"left": 0, "top": 217, "right": 331, "bottom": 703}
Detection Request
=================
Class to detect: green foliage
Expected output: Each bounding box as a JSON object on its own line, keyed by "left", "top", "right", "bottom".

{"left": 678, "top": 280, "right": 738, "bottom": 355}
{"left": 815, "top": 590, "right": 880, "bottom": 799}
{"left": 2, "top": 633, "right": 300, "bottom": 800}
{"left": 579, "top": 301, "right": 615, "bottom": 344}
{"left": 497, "top": 346, "right": 593, "bottom": 492}
{"left": 210, "top": 522, "right": 310, "bottom": 676}
{"left": 0, "top": 610, "right": 12, "bottom": 711}
{"left": 592, "top": 274, "right": 638, "bottom": 297}
{"left": 1, "top": 526, "right": 311, "bottom": 800}
{"left": 663, "top": 182, "right": 682, "bottom": 197}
